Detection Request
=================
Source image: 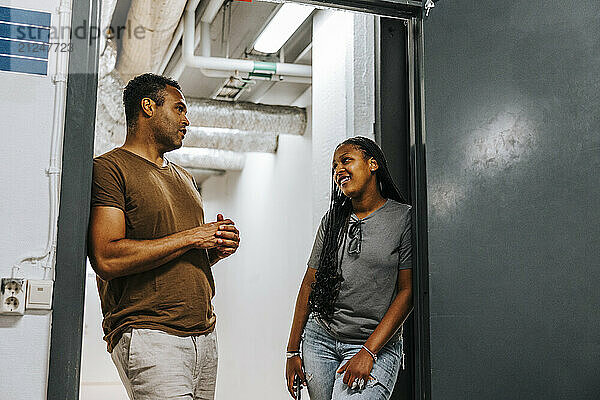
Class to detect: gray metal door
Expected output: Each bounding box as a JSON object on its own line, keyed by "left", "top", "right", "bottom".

{"left": 424, "top": 1, "right": 600, "bottom": 398}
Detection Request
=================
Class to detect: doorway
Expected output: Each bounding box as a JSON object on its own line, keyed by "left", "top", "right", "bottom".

{"left": 48, "top": 1, "right": 429, "bottom": 399}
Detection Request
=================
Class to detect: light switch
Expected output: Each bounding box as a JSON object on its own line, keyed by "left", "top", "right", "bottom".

{"left": 26, "top": 280, "right": 53, "bottom": 310}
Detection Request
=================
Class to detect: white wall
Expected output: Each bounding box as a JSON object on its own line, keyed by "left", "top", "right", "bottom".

{"left": 0, "top": 1, "right": 65, "bottom": 398}
{"left": 312, "top": 10, "right": 374, "bottom": 222}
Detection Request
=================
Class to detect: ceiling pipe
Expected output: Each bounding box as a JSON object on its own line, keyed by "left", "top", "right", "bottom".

{"left": 183, "top": 7, "right": 311, "bottom": 77}
{"left": 162, "top": 0, "right": 311, "bottom": 83}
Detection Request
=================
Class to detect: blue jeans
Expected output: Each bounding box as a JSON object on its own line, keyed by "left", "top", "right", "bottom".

{"left": 302, "top": 316, "right": 403, "bottom": 400}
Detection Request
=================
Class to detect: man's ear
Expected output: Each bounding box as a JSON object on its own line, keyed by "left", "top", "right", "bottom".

{"left": 140, "top": 97, "right": 154, "bottom": 117}
{"left": 369, "top": 158, "right": 379, "bottom": 172}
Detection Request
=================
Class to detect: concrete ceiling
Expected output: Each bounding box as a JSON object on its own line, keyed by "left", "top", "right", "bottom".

{"left": 110, "top": 0, "right": 312, "bottom": 105}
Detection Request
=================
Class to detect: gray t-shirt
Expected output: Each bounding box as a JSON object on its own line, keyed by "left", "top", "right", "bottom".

{"left": 307, "top": 199, "right": 412, "bottom": 344}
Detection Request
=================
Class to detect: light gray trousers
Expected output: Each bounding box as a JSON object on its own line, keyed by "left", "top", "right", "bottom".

{"left": 111, "top": 328, "right": 218, "bottom": 400}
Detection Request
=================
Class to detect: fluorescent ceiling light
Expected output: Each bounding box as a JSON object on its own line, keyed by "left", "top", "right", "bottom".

{"left": 253, "top": 3, "right": 315, "bottom": 54}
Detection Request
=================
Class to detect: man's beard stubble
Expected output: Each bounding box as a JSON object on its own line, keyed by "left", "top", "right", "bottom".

{"left": 154, "top": 127, "right": 183, "bottom": 154}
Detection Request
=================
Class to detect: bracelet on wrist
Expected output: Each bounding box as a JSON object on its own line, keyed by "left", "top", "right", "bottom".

{"left": 361, "top": 345, "right": 377, "bottom": 361}
{"left": 286, "top": 350, "right": 301, "bottom": 359}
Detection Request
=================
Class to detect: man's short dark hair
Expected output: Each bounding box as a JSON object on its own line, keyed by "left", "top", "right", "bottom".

{"left": 123, "top": 73, "right": 182, "bottom": 129}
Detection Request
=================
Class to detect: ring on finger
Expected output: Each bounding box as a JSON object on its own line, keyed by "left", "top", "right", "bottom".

{"left": 358, "top": 378, "right": 365, "bottom": 389}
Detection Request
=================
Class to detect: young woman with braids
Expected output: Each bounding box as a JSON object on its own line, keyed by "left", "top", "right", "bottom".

{"left": 285, "top": 136, "right": 413, "bottom": 400}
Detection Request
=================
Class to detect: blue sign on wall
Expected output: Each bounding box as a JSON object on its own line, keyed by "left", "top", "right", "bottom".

{"left": 0, "top": 6, "right": 50, "bottom": 76}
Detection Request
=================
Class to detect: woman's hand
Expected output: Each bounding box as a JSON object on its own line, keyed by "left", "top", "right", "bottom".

{"left": 337, "top": 348, "right": 374, "bottom": 389}
{"left": 285, "top": 355, "right": 306, "bottom": 399}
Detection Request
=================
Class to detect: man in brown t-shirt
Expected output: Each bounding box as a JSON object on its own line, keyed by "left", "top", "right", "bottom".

{"left": 88, "top": 73, "right": 240, "bottom": 400}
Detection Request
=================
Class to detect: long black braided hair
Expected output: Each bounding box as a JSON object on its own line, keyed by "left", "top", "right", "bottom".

{"left": 308, "top": 136, "right": 407, "bottom": 322}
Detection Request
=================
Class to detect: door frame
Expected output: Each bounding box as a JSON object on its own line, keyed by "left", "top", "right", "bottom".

{"left": 46, "top": 0, "right": 101, "bottom": 398}
{"left": 406, "top": 16, "right": 431, "bottom": 400}
{"left": 374, "top": 15, "right": 430, "bottom": 399}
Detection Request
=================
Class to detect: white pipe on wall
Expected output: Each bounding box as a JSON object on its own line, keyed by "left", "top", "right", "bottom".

{"left": 201, "top": 21, "right": 211, "bottom": 57}
{"left": 193, "top": 21, "right": 311, "bottom": 84}
{"left": 13, "top": 0, "right": 72, "bottom": 280}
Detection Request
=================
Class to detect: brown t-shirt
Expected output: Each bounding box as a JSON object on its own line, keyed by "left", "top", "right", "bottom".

{"left": 91, "top": 147, "right": 216, "bottom": 352}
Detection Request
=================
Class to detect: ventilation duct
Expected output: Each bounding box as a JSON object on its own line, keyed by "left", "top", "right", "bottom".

{"left": 166, "top": 147, "right": 245, "bottom": 171}
{"left": 185, "top": 98, "right": 307, "bottom": 135}
{"left": 116, "top": 0, "right": 188, "bottom": 82}
{"left": 184, "top": 127, "right": 278, "bottom": 153}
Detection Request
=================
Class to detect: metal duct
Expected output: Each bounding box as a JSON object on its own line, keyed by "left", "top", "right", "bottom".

{"left": 184, "top": 126, "right": 278, "bottom": 153}
{"left": 166, "top": 147, "right": 245, "bottom": 171}
{"left": 185, "top": 98, "right": 307, "bottom": 135}
{"left": 116, "top": 0, "right": 188, "bottom": 82}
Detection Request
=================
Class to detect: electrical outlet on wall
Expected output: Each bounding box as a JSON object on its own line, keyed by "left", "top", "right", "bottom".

{"left": 1, "top": 278, "right": 26, "bottom": 315}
